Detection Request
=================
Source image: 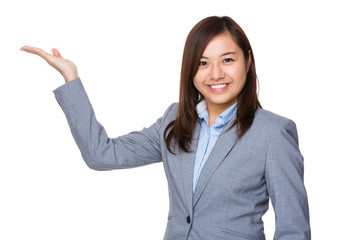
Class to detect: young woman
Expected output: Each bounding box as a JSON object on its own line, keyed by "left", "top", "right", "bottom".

{"left": 21, "top": 16, "right": 311, "bottom": 240}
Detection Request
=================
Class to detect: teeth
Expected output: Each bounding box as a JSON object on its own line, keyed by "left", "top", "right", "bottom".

{"left": 210, "top": 84, "right": 227, "bottom": 89}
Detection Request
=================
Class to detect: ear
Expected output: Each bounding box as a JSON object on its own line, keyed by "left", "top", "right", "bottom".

{"left": 246, "top": 50, "right": 251, "bottom": 73}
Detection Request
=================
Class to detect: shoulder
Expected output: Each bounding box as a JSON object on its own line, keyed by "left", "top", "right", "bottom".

{"left": 162, "top": 102, "right": 178, "bottom": 121}
{"left": 154, "top": 103, "right": 178, "bottom": 132}
{"left": 255, "top": 108, "right": 292, "bottom": 125}
{"left": 254, "top": 108, "right": 296, "bottom": 127}
{"left": 252, "top": 108, "right": 299, "bottom": 139}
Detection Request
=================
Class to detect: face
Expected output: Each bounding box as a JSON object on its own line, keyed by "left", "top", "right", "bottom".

{"left": 193, "top": 32, "right": 250, "bottom": 113}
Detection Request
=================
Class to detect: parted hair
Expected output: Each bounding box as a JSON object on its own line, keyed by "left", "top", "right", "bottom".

{"left": 164, "top": 16, "right": 261, "bottom": 154}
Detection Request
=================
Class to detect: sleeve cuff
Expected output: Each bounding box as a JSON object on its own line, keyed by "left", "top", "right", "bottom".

{"left": 53, "top": 77, "right": 91, "bottom": 113}
{"left": 53, "top": 77, "right": 82, "bottom": 94}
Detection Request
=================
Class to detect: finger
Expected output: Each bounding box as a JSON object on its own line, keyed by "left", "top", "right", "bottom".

{"left": 20, "top": 45, "right": 30, "bottom": 51}
{"left": 20, "top": 45, "right": 41, "bottom": 54}
{"left": 52, "top": 48, "right": 63, "bottom": 58}
{"left": 20, "top": 46, "right": 51, "bottom": 59}
{"left": 20, "top": 46, "right": 57, "bottom": 65}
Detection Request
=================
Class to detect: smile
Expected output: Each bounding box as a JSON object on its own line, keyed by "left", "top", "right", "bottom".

{"left": 209, "top": 83, "right": 229, "bottom": 91}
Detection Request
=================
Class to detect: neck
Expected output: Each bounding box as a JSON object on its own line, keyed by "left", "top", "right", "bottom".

{"left": 206, "top": 101, "right": 237, "bottom": 127}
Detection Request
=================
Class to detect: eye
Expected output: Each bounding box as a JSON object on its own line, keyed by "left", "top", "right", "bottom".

{"left": 199, "top": 61, "right": 207, "bottom": 66}
{"left": 223, "top": 58, "right": 234, "bottom": 63}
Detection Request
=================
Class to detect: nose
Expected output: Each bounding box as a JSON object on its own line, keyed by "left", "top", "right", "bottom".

{"left": 209, "top": 63, "right": 224, "bottom": 81}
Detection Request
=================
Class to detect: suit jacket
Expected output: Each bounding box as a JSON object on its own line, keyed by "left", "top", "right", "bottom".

{"left": 54, "top": 78, "right": 311, "bottom": 240}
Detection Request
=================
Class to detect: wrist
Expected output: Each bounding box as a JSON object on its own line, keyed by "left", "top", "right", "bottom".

{"left": 64, "top": 74, "right": 79, "bottom": 83}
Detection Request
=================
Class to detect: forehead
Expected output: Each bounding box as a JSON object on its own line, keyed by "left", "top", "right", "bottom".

{"left": 202, "top": 33, "right": 242, "bottom": 56}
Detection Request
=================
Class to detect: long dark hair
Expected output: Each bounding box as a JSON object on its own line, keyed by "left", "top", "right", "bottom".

{"left": 164, "top": 16, "right": 261, "bottom": 154}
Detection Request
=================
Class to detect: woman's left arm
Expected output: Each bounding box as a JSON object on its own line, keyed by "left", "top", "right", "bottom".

{"left": 265, "top": 120, "right": 311, "bottom": 240}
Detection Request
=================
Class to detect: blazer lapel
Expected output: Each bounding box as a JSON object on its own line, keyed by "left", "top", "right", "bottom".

{"left": 180, "top": 122, "right": 200, "bottom": 216}
{"left": 193, "top": 122, "right": 238, "bottom": 207}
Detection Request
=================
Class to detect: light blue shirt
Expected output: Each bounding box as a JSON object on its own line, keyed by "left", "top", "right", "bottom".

{"left": 192, "top": 99, "right": 238, "bottom": 194}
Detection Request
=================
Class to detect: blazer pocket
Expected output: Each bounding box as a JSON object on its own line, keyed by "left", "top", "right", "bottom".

{"left": 220, "top": 228, "right": 264, "bottom": 240}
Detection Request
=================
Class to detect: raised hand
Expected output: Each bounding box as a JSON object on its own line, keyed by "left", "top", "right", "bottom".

{"left": 20, "top": 46, "right": 78, "bottom": 83}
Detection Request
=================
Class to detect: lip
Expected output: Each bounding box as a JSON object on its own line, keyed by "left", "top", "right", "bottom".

{"left": 208, "top": 83, "right": 229, "bottom": 92}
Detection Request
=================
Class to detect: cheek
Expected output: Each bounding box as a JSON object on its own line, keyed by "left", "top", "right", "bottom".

{"left": 193, "top": 72, "right": 204, "bottom": 87}
{"left": 229, "top": 65, "right": 247, "bottom": 84}
{"left": 193, "top": 78, "right": 201, "bottom": 93}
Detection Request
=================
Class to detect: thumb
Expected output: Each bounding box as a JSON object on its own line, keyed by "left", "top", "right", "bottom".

{"left": 52, "top": 48, "right": 62, "bottom": 58}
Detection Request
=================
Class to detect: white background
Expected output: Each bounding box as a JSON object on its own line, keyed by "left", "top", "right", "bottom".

{"left": 1, "top": 0, "right": 356, "bottom": 239}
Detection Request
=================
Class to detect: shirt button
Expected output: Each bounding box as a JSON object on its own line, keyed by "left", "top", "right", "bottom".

{"left": 186, "top": 215, "right": 191, "bottom": 224}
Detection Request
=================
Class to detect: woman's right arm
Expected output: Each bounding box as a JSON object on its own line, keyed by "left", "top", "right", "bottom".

{"left": 53, "top": 77, "right": 165, "bottom": 170}
{"left": 20, "top": 46, "right": 165, "bottom": 170}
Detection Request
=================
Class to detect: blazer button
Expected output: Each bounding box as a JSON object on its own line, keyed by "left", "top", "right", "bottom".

{"left": 186, "top": 215, "right": 191, "bottom": 224}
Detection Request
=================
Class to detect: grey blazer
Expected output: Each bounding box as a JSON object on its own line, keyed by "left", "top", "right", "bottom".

{"left": 54, "top": 78, "right": 311, "bottom": 240}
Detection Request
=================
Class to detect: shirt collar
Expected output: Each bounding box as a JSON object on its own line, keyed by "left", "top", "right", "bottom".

{"left": 196, "top": 99, "right": 237, "bottom": 127}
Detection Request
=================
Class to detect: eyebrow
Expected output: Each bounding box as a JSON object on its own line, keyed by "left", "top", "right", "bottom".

{"left": 201, "top": 51, "right": 237, "bottom": 59}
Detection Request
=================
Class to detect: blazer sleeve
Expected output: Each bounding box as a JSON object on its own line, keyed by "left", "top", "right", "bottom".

{"left": 265, "top": 119, "right": 311, "bottom": 240}
{"left": 53, "top": 78, "right": 173, "bottom": 171}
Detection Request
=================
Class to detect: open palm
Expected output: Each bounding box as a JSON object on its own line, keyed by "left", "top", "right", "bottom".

{"left": 20, "top": 46, "right": 78, "bottom": 83}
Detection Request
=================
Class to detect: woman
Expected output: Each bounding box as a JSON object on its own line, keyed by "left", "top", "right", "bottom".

{"left": 21, "top": 16, "right": 311, "bottom": 240}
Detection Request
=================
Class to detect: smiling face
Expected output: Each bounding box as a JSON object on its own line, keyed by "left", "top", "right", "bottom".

{"left": 193, "top": 32, "right": 250, "bottom": 114}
